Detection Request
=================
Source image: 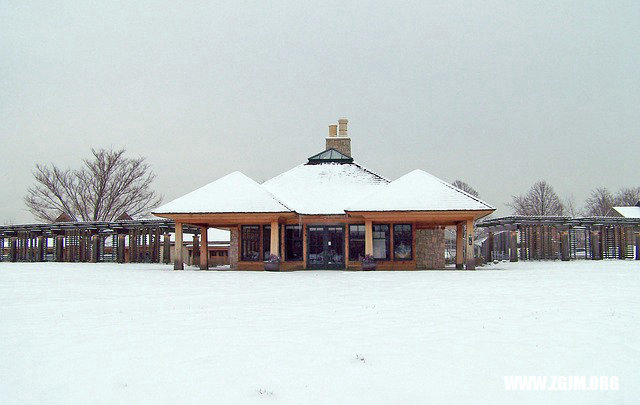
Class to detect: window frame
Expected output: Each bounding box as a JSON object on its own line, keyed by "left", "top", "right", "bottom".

{"left": 348, "top": 224, "right": 366, "bottom": 261}
{"left": 262, "top": 224, "right": 271, "bottom": 259}
{"left": 372, "top": 224, "right": 390, "bottom": 261}
{"left": 284, "top": 224, "right": 303, "bottom": 262}
{"left": 393, "top": 224, "right": 413, "bottom": 261}
{"left": 240, "top": 225, "right": 261, "bottom": 261}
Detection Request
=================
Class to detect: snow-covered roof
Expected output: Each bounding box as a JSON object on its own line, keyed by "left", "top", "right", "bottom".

{"left": 154, "top": 159, "right": 494, "bottom": 217}
{"left": 154, "top": 171, "right": 290, "bottom": 214}
{"left": 610, "top": 206, "right": 640, "bottom": 218}
{"left": 262, "top": 163, "right": 389, "bottom": 215}
{"left": 346, "top": 169, "right": 494, "bottom": 212}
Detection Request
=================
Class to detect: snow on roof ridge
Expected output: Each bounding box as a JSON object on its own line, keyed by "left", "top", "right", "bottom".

{"left": 407, "top": 169, "right": 495, "bottom": 210}
{"left": 154, "top": 170, "right": 292, "bottom": 214}
{"left": 351, "top": 162, "right": 391, "bottom": 183}
{"left": 262, "top": 161, "right": 389, "bottom": 214}
{"left": 345, "top": 168, "right": 495, "bottom": 212}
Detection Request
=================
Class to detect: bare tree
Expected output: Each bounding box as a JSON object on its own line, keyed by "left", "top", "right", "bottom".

{"left": 507, "top": 180, "right": 564, "bottom": 216}
{"left": 451, "top": 180, "right": 479, "bottom": 198}
{"left": 614, "top": 187, "right": 640, "bottom": 206}
{"left": 563, "top": 195, "right": 582, "bottom": 217}
{"left": 25, "top": 148, "right": 162, "bottom": 222}
{"left": 584, "top": 187, "right": 614, "bottom": 216}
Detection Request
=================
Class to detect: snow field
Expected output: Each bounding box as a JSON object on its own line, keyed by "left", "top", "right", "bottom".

{"left": 1, "top": 261, "right": 638, "bottom": 404}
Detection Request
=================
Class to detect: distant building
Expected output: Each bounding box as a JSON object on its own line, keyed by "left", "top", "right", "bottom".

{"left": 607, "top": 201, "right": 640, "bottom": 218}
{"left": 153, "top": 119, "right": 495, "bottom": 270}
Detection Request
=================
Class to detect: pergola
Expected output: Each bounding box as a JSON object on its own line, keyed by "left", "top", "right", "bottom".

{"left": 477, "top": 216, "right": 640, "bottom": 261}
{"left": 0, "top": 219, "right": 202, "bottom": 263}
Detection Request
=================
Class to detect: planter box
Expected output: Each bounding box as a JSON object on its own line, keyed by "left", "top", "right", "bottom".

{"left": 264, "top": 262, "right": 280, "bottom": 271}
{"left": 361, "top": 262, "right": 377, "bottom": 271}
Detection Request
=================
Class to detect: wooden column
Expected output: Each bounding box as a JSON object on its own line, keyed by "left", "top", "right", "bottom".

{"left": 153, "top": 228, "right": 161, "bottom": 263}
{"left": 455, "top": 223, "right": 464, "bottom": 269}
{"left": 192, "top": 234, "right": 200, "bottom": 266}
{"left": 302, "top": 224, "right": 307, "bottom": 270}
{"left": 117, "top": 234, "right": 126, "bottom": 263}
{"left": 9, "top": 237, "right": 17, "bottom": 262}
{"left": 129, "top": 231, "right": 137, "bottom": 263}
{"left": 487, "top": 231, "right": 494, "bottom": 262}
{"left": 140, "top": 229, "right": 148, "bottom": 262}
{"left": 55, "top": 235, "right": 63, "bottom": 261}
{"left": 174, "top": 222, "right": 184, "bottom": 270}
{"left": 163, "top": 233, "right": 171, "bottom": 264}
{"left": 560, "top": 230, "right": 570, "bottom": 261}
{"left": 200, "top": 226, "right": 208, "bottom": 270}
{"left": 465, "top": 219, "right": 475, "bottom": 270}
{"left": 270, "top": 221, "right": 279, "bottom": 257}
{"left": 591, "top": 230, "right": 601, "bottom": 260}
{"left": 90, "top": 235, "right": 99, "bottom": 263}
{"left": 365, "top": 220, "right": 373, "bottom": 256}
{"left": 509, "top": 229, "right": 518, "bottom": 262}
{"left": 37, "top": 236, "right": 44, "bottom": 262}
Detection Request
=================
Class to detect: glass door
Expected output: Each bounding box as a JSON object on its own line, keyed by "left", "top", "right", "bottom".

{"left": 306, "top": 225, "right": 345, "bottom": 269}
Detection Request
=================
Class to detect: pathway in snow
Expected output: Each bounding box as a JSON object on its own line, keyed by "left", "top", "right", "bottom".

{"left": 1, "top": 261, "right": 638, "bottom": 404}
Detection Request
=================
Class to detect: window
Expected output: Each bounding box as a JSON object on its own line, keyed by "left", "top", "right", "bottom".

{"left": 285, "top": 225, "right": 303, "bottom": 261}
{"left": 262, "top": 225, "right": 273, "bottom": 258}
{"left": 373, "top": 224, "right": 390, "bottom": 260}
{"left": 393, "top": 224, "right": 413, "bottom": 260}
{"left": 349, "top": 224, "right": 365, "bottom": 261}
{"left": 263, "top": 225, "right": 270, "bottom": 258}
{"left": 241, "top": 225, "right": 260, "bottom": 261}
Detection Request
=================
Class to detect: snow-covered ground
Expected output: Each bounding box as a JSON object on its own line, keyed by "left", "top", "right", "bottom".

{"left": 1, "top": 261, "right": 638, "bottom": 404}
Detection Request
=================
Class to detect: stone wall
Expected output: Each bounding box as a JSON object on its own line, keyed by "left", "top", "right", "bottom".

{"left": 229, "top": 227, "right": 239, "bottom": 269}
{"left": 415, "top": 228, "right": 445, "bottom": 269}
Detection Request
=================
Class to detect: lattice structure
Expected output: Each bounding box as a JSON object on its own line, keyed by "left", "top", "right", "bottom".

{"left": 0, "top": 219, "right": 201, "bottom": 264}
{"left": 479, "top": 216, "right": 640, "bottom": 262}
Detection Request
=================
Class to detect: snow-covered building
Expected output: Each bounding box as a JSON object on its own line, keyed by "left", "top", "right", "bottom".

{"left": 153, "top": 119, "right": 495, "bottom": 270}
{"left": 608, "top": 201, "right": 640, "bottom": 219}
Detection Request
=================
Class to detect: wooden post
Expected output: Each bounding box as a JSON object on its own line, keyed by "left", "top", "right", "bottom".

{"left": 270, "top": 221, "right": 279, "bottom": 257}
{"left": 90, "top": 235, "right": 99, "bottom": 263}
{"left": 465, "top": 219, "right": 475, "bottom": 270}
{"left": 174, "top": 222, "right": 184, "bottom": 270}
{"left": 128, "top": 232, "right": 135, "bottom": 263}
{"left": 456, "top": 223, "right": 464, "bottom": 269}
{"left": 636, "top": 232, "right": 640, "bottom": 260}
{"left": 591, "top": 230, "right": 601, "bottom": 260}
{"left": 365, "top": 220, "right": 373, "bottom": 256}
{"left": 560, "top": 230, "right": 570, "bottom": 261}
{"left": 117, "top": 234, "right": 126, "bottom": 263}
{"left": 9, "top": 237, "right": 17, "bottom": 262}
{"left": 487, "top": 231, "right": 494, "bottom": 262}
{"left": 153, "top": 228, "right": 161, "bottom": 263}
{"left": 55, "top": 235, "right": 63, "bottom": 261}
{"left": 36, "top": 236, "right": 44, "bottom": 262}
{"left": 163, "top": 233, "right": 171, "bottom": 264}
{"left": 509, "top": 229, "right": 518, "bottom": 262}
{"left": 192, "top": 234, "right": 200, "bottom": 266}
{"left": 200, "top": 226, "right": 208, "bottom": 270}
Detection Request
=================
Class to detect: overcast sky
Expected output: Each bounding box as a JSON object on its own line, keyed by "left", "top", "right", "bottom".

{"left": 1, "top": 1, "right": 639, "bottom": 223}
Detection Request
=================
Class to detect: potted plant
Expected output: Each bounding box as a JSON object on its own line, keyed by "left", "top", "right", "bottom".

{"left": 264, "top": 254, "right": 281, "bottom": 271}
{"left": 361, "top": 254, "right": 376, "bottom": 271}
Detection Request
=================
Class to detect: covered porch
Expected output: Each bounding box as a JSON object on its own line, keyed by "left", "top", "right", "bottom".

{"left": 167, "top": 209, "right": 490, "bottom": 271}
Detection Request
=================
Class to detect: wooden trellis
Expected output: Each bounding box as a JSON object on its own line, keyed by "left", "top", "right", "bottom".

{"left": 479, "top": 216, "right": 640, "bottom": 262}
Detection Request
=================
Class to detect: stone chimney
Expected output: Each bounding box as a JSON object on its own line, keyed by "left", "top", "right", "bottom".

{"left": 325, "top": 118, "right": 352, "bottom": 157}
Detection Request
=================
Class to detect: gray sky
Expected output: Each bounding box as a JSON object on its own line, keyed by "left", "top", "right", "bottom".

{"left": 2, "top": 0, "right": 639, "bottom": 223}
